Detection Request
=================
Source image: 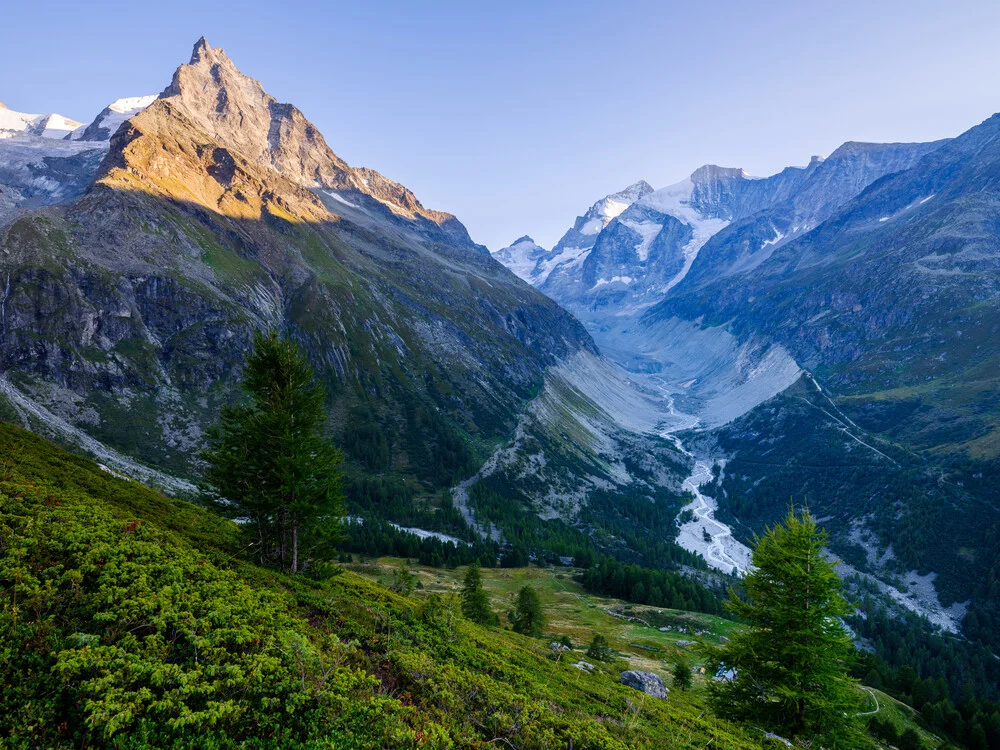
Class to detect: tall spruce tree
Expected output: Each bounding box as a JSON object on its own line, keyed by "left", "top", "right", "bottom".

{"left": 461, "top": 561, "right": 497, "bottom": 626}
{"left": 703, "top": 508, "right": 864, "bottom": 746}
{"left": 203, "top": 330, "right": 343, "bottom": 573}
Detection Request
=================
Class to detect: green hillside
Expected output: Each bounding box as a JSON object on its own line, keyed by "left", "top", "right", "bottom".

{"left": 0, "top": 420, "right": 771, "bottom": 748}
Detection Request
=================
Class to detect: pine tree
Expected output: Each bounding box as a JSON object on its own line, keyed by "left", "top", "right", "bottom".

{"left": 203, "top": 330, "right": 344, "bottom": 573}
{"left": 461, "top": 561, "right": 497, "bottom": 626}
{"left": 509, "top": 585, "right": 545, "bottom": 637}
{"left": 702, "top": 508, "right": 864, "bottom": 746}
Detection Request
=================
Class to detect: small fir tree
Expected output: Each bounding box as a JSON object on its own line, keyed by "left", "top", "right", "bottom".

{"left": 390, "top": 562, "right": 416, "bottom": 595}
{"left": 702, "top": 508, "right": 864, "bottom": 746}
{"left": 509, "top": 585, "right": 546, "bottom": 637}
{"left": 586, "top": 633, "right": 613, "bottom": 662}
{"left": 460, "top": 561, "right": 497, "bottom": 626}
{"left": 203, "top": 330, "right": 343, "bottom": 573}
{"left": 672, "top": 657, "right": 692, "bottom": 691}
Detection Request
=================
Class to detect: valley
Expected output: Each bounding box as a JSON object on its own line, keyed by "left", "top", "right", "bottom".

{"left": 1, "top": 25, "right": 999, "bottom": 749}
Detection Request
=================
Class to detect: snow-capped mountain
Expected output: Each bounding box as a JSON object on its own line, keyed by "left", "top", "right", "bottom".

{"left": 0, "top": 95, "right": 158, "bottom": 224}
{"left": 539, "top": 168, "right": 748, "bottom": 315}
{"left": 498, "top": 142, "right": 946, "bottom": 327}
{"left": 490, "top": 180, "right": 652, "bottom": 286}
{"left": 491, "top": 236, "right": 549, "bottom": 284}
{"left": 552, "top": 179, "right": 653, "bottom": 256}
{"left": 70, "top": 95, "right": 157, "bottom": 141}
{"left": 0, "top": 102, "right": 82, "bottom": 140}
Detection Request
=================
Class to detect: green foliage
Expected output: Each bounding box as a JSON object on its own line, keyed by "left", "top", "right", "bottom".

{"left": 509, "top": 585, "right": 546, "bottom": 637}
{"left": 581, "top": 558, "right": 723, "bottom": 614}
{"left": 0, "top": 419, "right": 775, "bottom": 749}
{"left": 586, "top": 633, "right": 613, "bottom": 662}
{"left": 389, "top": 561, "right": 416, "bottom": 595}
{"left": 460, "top": 562, "right": 497, "bottom": 626}
{"left": 0, "top": 432, "right": 411, "bottom": 747}
{"left": 341, "top": 416, "right": 391, "bottom": 471}
{"left": 203, "top": 330, "right": 344, "bottom": 573}
{"left": 672, "top": 657, "right": 693, "bottom": 691}
{"left": 703, "top": 509, "right": 867, "bottom": 747}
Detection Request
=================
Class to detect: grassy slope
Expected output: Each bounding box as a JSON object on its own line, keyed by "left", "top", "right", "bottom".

{"left": 0, "top": 420, "right": 765, "bottom": 749}
{"left": 0, "top": 420, "right": 943, "bottom": 748}
{"left": 353, "top": 559, "right": 945, "bottom": 749}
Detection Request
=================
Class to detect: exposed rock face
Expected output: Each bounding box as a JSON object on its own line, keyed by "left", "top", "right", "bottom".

{"left": 620, "top": 671, "right": 669, "bottom": 699}
{"left": 160, "top": 37, "right": 479, "bottom": 250}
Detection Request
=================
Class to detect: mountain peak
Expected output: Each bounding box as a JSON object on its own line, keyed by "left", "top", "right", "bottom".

{"left": 158, "top": 36, "right": 353, "bottom": 190}
{"left": 100, "top": 38, "right": 475, "bottom": 247}
{"left": 607, "top": 180, "right": 654, "bottom": 204}
{"left": 512, "top": 235, "right": 536, "bottom": 245}
{"left": 690, "top": 164, "right": 747, "bottom": 184}
{"left": 190, "top": 36, "right": 212, "bottom": 64}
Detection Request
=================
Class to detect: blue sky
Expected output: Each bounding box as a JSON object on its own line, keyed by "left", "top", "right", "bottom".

{"left": 3, "top": 0, "right": 999, "bottom": 249}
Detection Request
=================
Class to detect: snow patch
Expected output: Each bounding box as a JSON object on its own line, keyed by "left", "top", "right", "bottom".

{"left": 323, "top": 190, "right": 360, "bottom": 209}
{"left": 620, "top": 218, "right": 663, "bottom": 261}
{"left": 762, "top": 227, "right": 784, "bottom": 248}
{"left": 592, "top": 275, "right": 633, "bottom": 289}
{"left": 638, "top": 177, "right": 730, "bottom": 292}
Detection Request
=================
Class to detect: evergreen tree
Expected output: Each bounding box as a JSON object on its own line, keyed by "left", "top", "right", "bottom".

{"left": 672, "top": 656, "right": 692, "bottom": 691}
{"left": 702, "top": 508, "right": 864, "bottom": 746}
{"left": 203, "top": 330, "right": 344, "bottom": 573}
{"left": 586, "top": 633, "right": 612, "bottom": 662}
{"left": 461, "top": 561, "right": 497, "bottom": 626}
{"left": 390, "top": 562, "right": 416, "bottom": 595}
{"left": 509, "top": 585, "right": 546, "bottom": 637}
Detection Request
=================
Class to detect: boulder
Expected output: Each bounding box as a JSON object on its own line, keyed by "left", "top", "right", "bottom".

{"left": 619, "top": 670, "right": 669, "bottom": 699}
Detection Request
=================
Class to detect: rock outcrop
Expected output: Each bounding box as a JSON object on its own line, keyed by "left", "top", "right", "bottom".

{"left": 620, "top": 671, "right": 669, "bottom": 700}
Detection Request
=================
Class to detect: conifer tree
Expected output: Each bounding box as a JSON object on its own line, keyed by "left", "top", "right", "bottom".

{"left": 672, "top": 656, "right": 692, "bottom": 691}
{"left": 509, "top": 585, "right": 546, "bottom": 637}
{"left": 203, "top": 330, "right": 343, "bottom": 573}
{"left": 460, "top": 561, "right": 497, "bottom": 625}
{"left": 703, "top": 508, "right": 864, "bottom": 746}
{"left": 586, "top": 633, "right": 612, "bottom": 662}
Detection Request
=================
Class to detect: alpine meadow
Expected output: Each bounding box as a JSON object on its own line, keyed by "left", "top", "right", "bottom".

{"left": 2, "top": 3, "right": 1000, "bottom": 748}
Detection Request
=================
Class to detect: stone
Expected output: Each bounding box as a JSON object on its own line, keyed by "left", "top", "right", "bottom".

{"left": 619, "top": 670, "right": 668, "bottom": 699}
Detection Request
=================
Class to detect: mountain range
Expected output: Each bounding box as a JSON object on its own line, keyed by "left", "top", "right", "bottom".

{"left": 0, "top": 39, "right": 687, "bottom": 557}
{"left": 493, "top": 108, "right": 1000, "bottom": 645}
{"left": 3, "top": 35, "right": 1000, "bottom": 659}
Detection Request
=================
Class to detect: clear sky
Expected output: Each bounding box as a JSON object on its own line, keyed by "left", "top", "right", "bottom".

{"left": 3, "top": 0, "right": 999, "bottom": 250}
